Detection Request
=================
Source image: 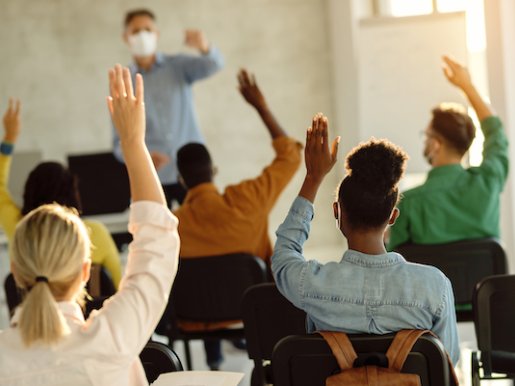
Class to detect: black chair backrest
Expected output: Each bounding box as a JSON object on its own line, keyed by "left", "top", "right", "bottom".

{"left": 272, "top": 333, "right": 453, "bottom": 386}
{"left": 473, "top": 274, "right": 515, "bottom": 369}
{"left": 242, "top": 283, "right": 307, "bottom": 361}
{"left": 4, "top": 267, "right": 116, "bottom": 317}
{"left": 67, "top": 152, "right": 130, "bottom": 215}
{"left": 396, "top": 238, "right": 507, "bottom": 306}
{"left": 173, "top": 253, "right": 267, "bottom": 322}
{"left": 140, "top": 341, "right": 183, "bottom": 383}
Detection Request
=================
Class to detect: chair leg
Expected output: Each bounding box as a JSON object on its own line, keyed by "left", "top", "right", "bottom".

{"left": 471, "top": 351, "right": 481, "bottom": 386}
{"left": 251, "top": 361, "right": 265, "bottom": 386}
{"left": 184, "top": 339, "right": 193, "bottom": 370}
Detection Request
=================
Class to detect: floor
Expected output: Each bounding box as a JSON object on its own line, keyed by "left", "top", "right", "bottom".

{"left": 0, "top": 244, "right": 512, "bottom": 386}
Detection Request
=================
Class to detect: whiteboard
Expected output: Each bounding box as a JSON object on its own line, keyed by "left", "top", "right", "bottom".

{"left": 358, "top": 12, "right": 467, "bottom": 172}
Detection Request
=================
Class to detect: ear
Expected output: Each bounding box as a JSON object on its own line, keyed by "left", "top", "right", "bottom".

{"left": 333, "top": 202, "right": 339, "bottom": 220}
{"left": 212, "top": 165, "right": 218, "bottom": 178}
{"left": 388, "top": 207, "right": 400, "bottom": 226}
{"left": 178, "top": 175, "right": 187, "bottom": 189}
{"left": 82, "top": 259, "right": 91, "bottom": 283}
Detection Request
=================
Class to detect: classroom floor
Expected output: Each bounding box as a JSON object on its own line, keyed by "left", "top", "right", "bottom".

{"left": 0, "top": 244, "right": 512, "bottom": 386}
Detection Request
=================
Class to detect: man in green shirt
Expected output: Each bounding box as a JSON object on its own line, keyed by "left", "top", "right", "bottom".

{"left": 388, "top": 56, "right": 509, "bottom": 250}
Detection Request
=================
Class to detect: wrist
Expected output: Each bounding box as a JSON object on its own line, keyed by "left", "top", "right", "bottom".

{"left": 199, "top": 44, "right": 210, "bottom": 55}
{"left": 304, "top": 174, "right": 325, "bottom": 185}
{"left": 3, "top": 135, "right": 17, "bottom": 144}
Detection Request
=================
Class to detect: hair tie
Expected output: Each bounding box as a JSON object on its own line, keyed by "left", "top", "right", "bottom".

{"left": 35, "top": 276, "right": 49, "bottom": 283}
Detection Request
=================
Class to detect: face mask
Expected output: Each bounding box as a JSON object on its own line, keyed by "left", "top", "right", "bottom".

{"left": 128, "top": 31, "right": 157, "bottom": 58}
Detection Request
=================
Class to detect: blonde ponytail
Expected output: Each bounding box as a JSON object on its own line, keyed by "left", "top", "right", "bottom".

{"left": 11, "top": 204, "right": 91, "bottom": 347}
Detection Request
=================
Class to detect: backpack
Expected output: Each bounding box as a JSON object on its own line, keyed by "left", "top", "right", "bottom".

{"left": 318, "top": 329, "right": 459, "bottom": 386}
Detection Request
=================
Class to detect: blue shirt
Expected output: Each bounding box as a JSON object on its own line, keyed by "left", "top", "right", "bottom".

{"left": 113, "top": 48, "right": 224, "bottom": 184}
{"left": 271, "top": 196, "right": 460, "bottom": 365}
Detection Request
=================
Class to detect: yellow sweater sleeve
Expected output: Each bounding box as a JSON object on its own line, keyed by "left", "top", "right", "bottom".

{"left": 84, "top": 219, "right": 122, "bottom": 288}
{"left": 0, "top": 154, "right": 22, "bottom": 242}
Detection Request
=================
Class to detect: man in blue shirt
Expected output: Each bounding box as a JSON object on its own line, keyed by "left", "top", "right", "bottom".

{"left": 113, "top": 9, "right": 224, "bottom": 206}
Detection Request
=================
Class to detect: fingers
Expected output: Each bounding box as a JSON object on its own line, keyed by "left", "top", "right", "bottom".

{"left": 123, "top": 68, "right": 134, "bottom": 99}
{"left": 14, "top": 99, "right": 20, "bottom": 115}
{"left": 331, "top": 136, "right": 341, "bottom": 163}
{"left": 108, "top": 69, "right": 117, "bottom": 98}
{"left": 106, "top": 96, "right": 114, "bottom": 115}
{"left": 115, "top": 64, "right": 126, "bottom": 98}
{"left": 135, "top": 73, "right": 144, "bottom": 103}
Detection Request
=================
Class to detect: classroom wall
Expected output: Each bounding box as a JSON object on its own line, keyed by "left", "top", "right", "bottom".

{"left": 0, "top": 0, "right": 342, "bottom": 253}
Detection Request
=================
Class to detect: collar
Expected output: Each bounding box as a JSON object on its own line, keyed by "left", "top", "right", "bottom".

{"left": 341, "top": 249, "right": 406, "bottom": 268}
{"left": 183, "top": 182, "right": 219, "bottom": 204}
{"left": 10, "top": 301, "right": 85, "bottom": 327}
{"left": 427, "top": 163, "right": 464, "bottom": 180}
{"left": 130, "top": 52, "right": 165, "bottom": 73}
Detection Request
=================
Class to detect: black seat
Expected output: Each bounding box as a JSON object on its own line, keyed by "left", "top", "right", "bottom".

{"left": 4, "top": 264, "right": 116, "bottom": 318}
{"left": 395, "top": 238, "right": 508, "bottom": 321}
{"left": 242, "top": 283, "right": 307, "bottom": 386}
{"left": 67, "top": 152, "right": 132, "bottom": 251}
{"left": 471, "top": 274, "right": 515, "bottom": 385}
{"left": 156, "top": 253, "right": 267, "bottom": 370}
{"left": 140, "top": 341, "right": 183, "bottom": 384}
{"left": 272, "top": 333, "right": 456, "bottom": 386}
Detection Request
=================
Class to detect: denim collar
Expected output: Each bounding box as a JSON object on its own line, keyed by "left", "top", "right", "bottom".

{"left": 341, "top": 249, "right": 406, "bottom": 268}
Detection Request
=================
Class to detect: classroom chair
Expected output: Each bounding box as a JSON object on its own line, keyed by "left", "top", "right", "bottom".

{"left": 156, "top": 253, "right": 267, "bottom": 370}
{"left": 242, "top": 283, "right": 307, "bottom": 386}
{"left": 140, "top": 341, "right": 183, "bottom": 384}
{"left": 272, "top": 332, "right": 456, "bottom": 386}
{"left": 471, "top": 274, "right": 515, "bottom": 385}
{"left": 395, "top": 238, "right": 508, "bottom": 321}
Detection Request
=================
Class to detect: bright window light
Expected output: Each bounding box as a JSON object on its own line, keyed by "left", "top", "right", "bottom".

{"left": 386, "top": 0, "right": 434, "bottom": 17}
{"left": 436, "top": 0, "right": 467, "bottom": 13}
{"left": 468, "top": 106, "right": 485, "bottom": 167}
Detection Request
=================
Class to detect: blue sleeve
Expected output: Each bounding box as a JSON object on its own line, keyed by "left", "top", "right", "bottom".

{"left": 432, "top": 278, "right": 460, "bottom": 365}
{"left": 271, "top": 196, "right": 314, "bottom": 309}
{"left": 179, "top": 46, "right": 224, "bottom": 84}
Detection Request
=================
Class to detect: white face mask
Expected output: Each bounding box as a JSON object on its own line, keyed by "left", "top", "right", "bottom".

{"left": 128, "top": 31, "right": 157, "bottom": 58}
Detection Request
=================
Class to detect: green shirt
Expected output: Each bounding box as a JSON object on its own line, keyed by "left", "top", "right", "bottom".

{"left": 388, "top": 116, "right": 509, "bottom": 250}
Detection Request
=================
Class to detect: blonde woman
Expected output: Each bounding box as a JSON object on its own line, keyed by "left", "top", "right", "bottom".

{"left": 0, "top": 65, "right": 179, "bottom": 385}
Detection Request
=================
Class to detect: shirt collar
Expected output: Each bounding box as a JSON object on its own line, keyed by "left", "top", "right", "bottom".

{"left": 183, "top": 182, "right": 219, "bottom": 204}
{"left": 130, "top": 52, "right": 165, "bottom": 73}
{"left": 10, "top": 301, "right": 85, "bottom": 327}
{"left": 427, "top": 164, "right": 464, "bottom": 180}
{"left": 342, "top": 249, "right": 406, "bottom": 268}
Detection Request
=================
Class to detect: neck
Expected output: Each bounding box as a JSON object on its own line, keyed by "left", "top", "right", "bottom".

{"left": 346, "top": 229, "right": 387, "bottom": 255}
{"left": 431, "top": 152, "right": 462, "bottom": 168}
{"left": 134, "top": 54, "right": 157, "bottom": 71}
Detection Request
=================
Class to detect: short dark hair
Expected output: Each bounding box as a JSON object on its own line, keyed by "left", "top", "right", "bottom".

{"left": 177, "top": 143, "right": 213, "bottom": 189}
{"left": 338, "top": 139, "right": 408, "bottom": 229}
{"left": 124, "top": 9, "right": 156, "bottom": 27}
{"left": 431, "top": 104, "right": 476, "bottom": 156}
{"left": 22, "top": 162, "right": 81, "bottom": 216}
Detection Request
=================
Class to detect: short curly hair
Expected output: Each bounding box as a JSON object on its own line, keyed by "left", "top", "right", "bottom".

{"left": 338, "top": 138, "right": 408, "bottom": 229}
{"left": 431, "top": 103, "right": 476, "bottom": 156}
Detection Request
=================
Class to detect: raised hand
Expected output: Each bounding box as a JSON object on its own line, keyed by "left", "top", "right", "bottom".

{"left": 299, "top": 113, "right": 340, "bottom": 203}
{"left": 305, "top": 114, "right": 340, "bottom": 180}
{"left": 107, "top": 65, "right": 145, "bottom": 146}
{"left": 442, "top": 55, "right": 472, "bottom": 90}
{"left": 2, "top": 98, "right": 21, "bottom": 143}
{"left": 237, "top": 69, "right": 267, "bottom": 110}
{"left": 184, "top": 29, "right": 209, "bottom": 54}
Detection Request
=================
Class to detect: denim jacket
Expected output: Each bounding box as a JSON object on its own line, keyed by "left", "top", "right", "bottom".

{"left": 271, "top": 196, "right": 460, "bottom": 365}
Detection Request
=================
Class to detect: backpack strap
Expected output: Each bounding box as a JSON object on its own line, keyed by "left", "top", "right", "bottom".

{"left": 318, "top": 331, "right": 358, "bottom": 370}
{"left": 386, "top": 329, "right": 429, "bottom": 371}
{"left": 387, "top": 329, "right": 460, "bottom": 385}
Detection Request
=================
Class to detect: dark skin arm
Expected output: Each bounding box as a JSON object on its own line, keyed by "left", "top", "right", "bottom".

{"left": 238, "top": 69, "right": 287, "bottom": 139}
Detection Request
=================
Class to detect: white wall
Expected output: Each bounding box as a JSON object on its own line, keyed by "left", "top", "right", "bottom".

{"left": 0, "top": 0, "right": 342, "bottom": 253}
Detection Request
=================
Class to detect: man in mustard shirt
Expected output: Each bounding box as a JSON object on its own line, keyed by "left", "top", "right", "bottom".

{"left": 172, "top": 69, "right": 302, "bottom": 370}
{"left": 388, "top": 56, "right": 509, "bottom": 250}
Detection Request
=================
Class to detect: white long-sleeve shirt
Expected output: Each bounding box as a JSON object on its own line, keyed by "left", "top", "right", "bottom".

{"left": 0, "top": 201, "right": 180, "bottom": 386}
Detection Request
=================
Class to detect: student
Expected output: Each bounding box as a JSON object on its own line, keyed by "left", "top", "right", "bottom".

{"left": 0, "top": 65, "right": 180, "bottom": 385}
{"left": 173, "top": 69, "right": 302, "bottom": 369}
{"left": 271, "top": 114, "right": 460, "bottom": 365}
{"left": 113, "top": 8, "right": 224, "bottom": 206}
{"left": 0, "top": 101, "right": 122, "bottom": 288}
{"left": 388, "top": 56, "right": 509, "bottom": 250}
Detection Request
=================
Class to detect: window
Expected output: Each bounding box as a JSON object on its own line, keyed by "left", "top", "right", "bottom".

{"left": 375, "top": 0, "right": 467, "bottom": 17}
